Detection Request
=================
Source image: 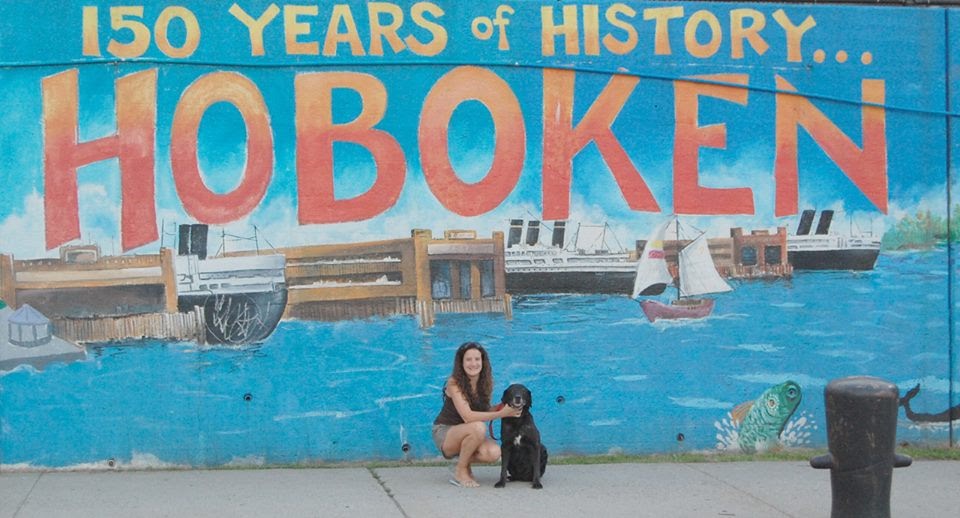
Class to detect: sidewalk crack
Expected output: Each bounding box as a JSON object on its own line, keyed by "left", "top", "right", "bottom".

{"left": 684, "top": 464, "right": 798, "bottom": 518}
{"left": 367, "top": 467, "right": 410, "bottom": 518}
{"left": 12, "top": 472, "right": 44, "bottom": 518}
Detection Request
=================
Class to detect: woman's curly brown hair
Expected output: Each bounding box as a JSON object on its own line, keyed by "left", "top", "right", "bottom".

{"left": 449, "top": 342, "right": 493, "bottom": 411}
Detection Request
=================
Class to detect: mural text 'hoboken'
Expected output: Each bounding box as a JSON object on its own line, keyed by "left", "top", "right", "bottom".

{"left": 43, "top": 67, "right": 887, "bottom": 252}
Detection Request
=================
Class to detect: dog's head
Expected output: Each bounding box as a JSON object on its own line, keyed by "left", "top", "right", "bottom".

{"left": 501, "top": 383, "right": 532, "bottom": 410}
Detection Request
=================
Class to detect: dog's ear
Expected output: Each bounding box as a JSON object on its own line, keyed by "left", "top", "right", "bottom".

{"left": 526, "top": 387, "right": 533, "bottom": 408}
{"left": 501, "top": 387, "right": 510, "bottom": 403}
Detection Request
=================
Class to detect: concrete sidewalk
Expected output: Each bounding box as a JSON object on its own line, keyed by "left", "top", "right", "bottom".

{"left": 2, "top": 460, "right": 958, "bottom": 517}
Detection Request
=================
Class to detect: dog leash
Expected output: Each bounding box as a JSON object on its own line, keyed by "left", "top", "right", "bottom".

{"left": 488, "top": 403, "right": 504, "bottom": 440}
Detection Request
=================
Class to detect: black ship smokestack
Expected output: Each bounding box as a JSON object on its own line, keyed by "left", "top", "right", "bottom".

{"left": 815, "top": 210, "right": 834, "bottom": 235}
{"left": 796, "top": 210, "right": 816, "bottom": 235}
{"left": 178, "top": 224, "right": 209, "bottom": 259}
{"left": 552, "top": 221, "right": 566, "bottom": 248}
{"left": 525, "top": 220, "right": 540, "bottom": 246}
{"left": 507, "top": 219, "right": 523, "bottom": 248}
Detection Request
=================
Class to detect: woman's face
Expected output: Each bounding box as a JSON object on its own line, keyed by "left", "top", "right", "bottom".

{"left": 462, "top": 348, "right": 483, "bottom": 379}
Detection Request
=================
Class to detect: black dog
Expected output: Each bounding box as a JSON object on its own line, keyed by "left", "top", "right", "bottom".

{"left": 495, "top": 383, "right": 547, "bottom": 489}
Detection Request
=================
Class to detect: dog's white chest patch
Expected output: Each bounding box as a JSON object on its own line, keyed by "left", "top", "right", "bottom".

{"left": 513, "top": 434, "right": 523, "bottom": 446}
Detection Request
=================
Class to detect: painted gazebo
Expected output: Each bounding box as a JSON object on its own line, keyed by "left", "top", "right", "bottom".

{"left": 8, "top": 304, "right": 53, "bottom": 347}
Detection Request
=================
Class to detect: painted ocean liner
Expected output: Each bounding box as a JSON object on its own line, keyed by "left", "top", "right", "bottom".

{"left": 174, "top": 224, "right": 287, "bottom": 345}
{"left": 503, "top": 220, "right": 637, "bottom": 294}
{"left": 787, "top": 210, "right": 881, "bottom": 271}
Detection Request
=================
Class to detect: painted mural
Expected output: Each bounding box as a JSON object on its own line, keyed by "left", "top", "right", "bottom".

{"left": 0, "top": 0, "right": 957, "bottom": 469}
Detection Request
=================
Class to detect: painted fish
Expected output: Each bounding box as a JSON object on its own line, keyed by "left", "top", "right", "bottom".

{"left": 732, "top": 381, "right": 802, "bottom": 453}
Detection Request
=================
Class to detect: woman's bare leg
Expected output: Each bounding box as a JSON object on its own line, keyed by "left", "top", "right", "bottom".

{"left": 474, "top": 438, "right": 501, "bottom": 463}
{"left": 441, "top": 422, "right": 487, "bottom": 486}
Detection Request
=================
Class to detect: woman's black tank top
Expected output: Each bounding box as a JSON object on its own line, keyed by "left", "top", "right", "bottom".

{"left": 433, "top": 383, "right": 489, "bottom": 425}
{"left": 433, "top": 392, "right": 464, "bottom": 426}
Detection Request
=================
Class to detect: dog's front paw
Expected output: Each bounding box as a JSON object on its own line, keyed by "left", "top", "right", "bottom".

{"left": 532, "top": 481, "right": 543, "bottom": 489}
{"left": 494, "top": 480, "right": 506, "bottom": 488}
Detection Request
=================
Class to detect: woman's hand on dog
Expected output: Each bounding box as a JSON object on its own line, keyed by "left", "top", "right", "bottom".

{"left": 498, "top": 405, "right": 523, "bottom": 418}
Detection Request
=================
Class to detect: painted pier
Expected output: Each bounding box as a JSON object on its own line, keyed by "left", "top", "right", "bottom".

{"left": 258, "top": 229, "right": 510, "bottom": 328}
{"left": 0, "top": 245, "right": 204, "bottom": 346}
{"left": 0, "top": 224, "right": 781, "bottom": 347}
{"left": 0, "top": 228, "right": 511, "bottom": 349}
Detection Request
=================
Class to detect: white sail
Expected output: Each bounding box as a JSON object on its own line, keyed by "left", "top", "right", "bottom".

{"left": 678, "top": 234, "right": 732, "bottom": 297}
{"left": 631, "top": 220, "right": 674, "bottom": 298}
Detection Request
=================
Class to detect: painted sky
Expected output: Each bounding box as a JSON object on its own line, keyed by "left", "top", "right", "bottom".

{"left": 0, "top": 1, "right": 955, "bottom": 257}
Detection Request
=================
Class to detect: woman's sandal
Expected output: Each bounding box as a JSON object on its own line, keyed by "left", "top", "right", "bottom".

{"left": 448, "top": 478, "right": 480, "bottom": 488}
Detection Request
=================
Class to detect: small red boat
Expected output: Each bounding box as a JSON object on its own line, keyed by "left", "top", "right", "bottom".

{"left": 640, "top": 298, "right": 715, "bottom": 322}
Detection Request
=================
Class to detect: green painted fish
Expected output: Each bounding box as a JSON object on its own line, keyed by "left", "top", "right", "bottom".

{"left": 732, "top": 381, "right": 802, "bottom": 453}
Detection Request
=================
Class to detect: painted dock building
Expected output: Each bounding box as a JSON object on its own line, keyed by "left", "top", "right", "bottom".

{"left": 0, "top": 227, "right": 509, "bottom": 346}
{"left": 0, "top": 244, "right": 177, "bottom": 318}
{"left": 261, "top": 229, "right": 510, "bottom": 328}
{"left": 637, "top": 227, "right": 793, "bottom": 281}
{"left": 0, "top": 245, "right": 205, "bottom": 344}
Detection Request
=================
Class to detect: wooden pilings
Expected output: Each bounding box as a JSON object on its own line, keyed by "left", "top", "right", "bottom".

{"left": 160, "top": 248, "right": 178, "bottom": 313}
{"left": 283, "top": 296, "right": 511, "bottom": 329}
{"left": 51, "top": 308, "right": 205, "bottom": 344}
{"left": 286, "top": 297, "right": 419, "bottom": 321}
{"left": 431, "top": 297, "right": 512, "bottom": 316}
{"left": 0, "top": 254, "right": 14, "bottom": 306}
{"left": 417, "top": 299, "right": 434, "bottom": 328}
{"left": 728, "top": 263, "right": 794, "bottom": 279}
{"left": 419, "top": 296, "right": 513, "bottom": 328}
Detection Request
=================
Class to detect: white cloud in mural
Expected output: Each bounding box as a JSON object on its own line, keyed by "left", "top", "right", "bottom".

{"left": 610, "top": 152, "right": 786, "bottom": 241}
{"left": 886, "top": 185, "right": 949, "bottom": 221}
{"left": 2, "top": 186, "right": 276, "bottom": 257}
{"left": 0, "top": 160, "right": 952, "bottom": 258}
{"left": 0, "top": 184, "right": 128, "bottom": 258}
{"left": 248, "top": 194, "right": 533, "bottom": 249}
{"left": 74, "top": 183, "right": 124, "bottom": 254}
{"left": 242, "top": 185, "right": 675, "bottom": 252}
{"left": 0, "top": 191, "right": 51, "bottom": 258}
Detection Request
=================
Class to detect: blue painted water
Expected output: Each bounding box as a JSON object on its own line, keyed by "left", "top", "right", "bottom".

{"left": 1, "top": 248, "right": 956, "bottom": 468}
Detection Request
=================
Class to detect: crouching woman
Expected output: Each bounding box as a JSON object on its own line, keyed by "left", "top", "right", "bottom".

{"left": 432, "top": 342, "right": 521, "bottom": 488}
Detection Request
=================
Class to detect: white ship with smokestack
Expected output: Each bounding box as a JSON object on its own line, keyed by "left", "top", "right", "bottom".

{"left": 787, "top": 210, "right": 881, "bottom": 270}
{"left": 174, "top": 224, "right": 287, "bottom": 345}
{"left": 503, "top": 220, "right": 638, "bottom": 294}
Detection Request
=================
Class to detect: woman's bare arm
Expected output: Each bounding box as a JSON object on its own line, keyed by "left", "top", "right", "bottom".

{"left": 446, "top": 379, "right": 520, "bottom": 423}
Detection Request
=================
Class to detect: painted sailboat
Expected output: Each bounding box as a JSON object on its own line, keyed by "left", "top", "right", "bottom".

{"left": 631, "top": 218, "right": 732, "bottom": 322}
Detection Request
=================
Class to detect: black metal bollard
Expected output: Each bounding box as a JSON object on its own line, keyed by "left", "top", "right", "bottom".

{"left": 810, "top": 376, "right": 912, "bottom": 518}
